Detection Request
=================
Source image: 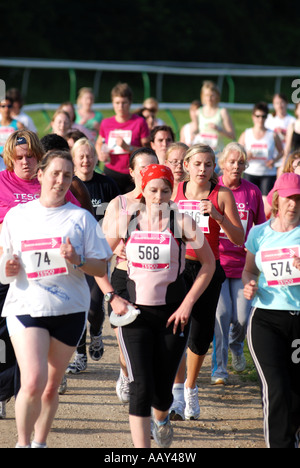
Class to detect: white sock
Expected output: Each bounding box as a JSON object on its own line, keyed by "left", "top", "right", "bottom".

{"left": 31, "top": 440, "right": 47, "bottom": 448}
{"left": 172, "top": 383, "right": 185, "bottom": 401}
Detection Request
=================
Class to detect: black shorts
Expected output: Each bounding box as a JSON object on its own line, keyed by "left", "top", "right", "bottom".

{"left": 15, "top": 312, "right": 87, "bottom": 347}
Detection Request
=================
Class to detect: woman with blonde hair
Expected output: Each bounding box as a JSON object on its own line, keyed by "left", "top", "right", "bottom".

{"left": 191, "top": 81, "right": 235, "bottom": 168}
{"left": 211, "top": 142, "right": 265, "bottom": 385}
{"left": 75, "top": 87, "right": 103, "bottom": 141}
{"left": 171, "top": 143, "right": 244, "bottom": 420}
{"left": 164, "top": 142, "right": 188, "bottom": 199}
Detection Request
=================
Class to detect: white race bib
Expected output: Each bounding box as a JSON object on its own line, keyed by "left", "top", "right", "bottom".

{"left": 21, "top": 237, "right": 68, "bottom": 280}
{"left": 108, "top": 130, "right": 132, "bottom": 154}
{"left": 260, "top": 245, "right": 300, "bottom": 287}
{"left": 177, "top": 200, "right": 210, "bottom": 233}
{"left": 128, "top": 231, "right": 171, "bottom": 271}
{"left": 198, "top": 132, "right": 218, "bottom": 150}
{"left": 251, "top": 143, "right": 268, "bottom": 161}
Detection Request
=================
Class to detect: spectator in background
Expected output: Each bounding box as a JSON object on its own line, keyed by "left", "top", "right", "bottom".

{"left": 150, "top": 125, "right": 175, "bottom": 164}
{"left": 75, "top": 87, "right": 103, "bottom": 142}
{"left": 6, "top": 88, "right": 37, "bottom": 133}
{"left": 96, "top": 82, "right": 149, "bottom": 194}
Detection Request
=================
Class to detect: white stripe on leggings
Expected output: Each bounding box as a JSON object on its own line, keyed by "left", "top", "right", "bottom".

{"left": 247, "top": 307, "right": 270, "bottom": 448}
{"left": 118, "top": 326, "right": 134, "bottom": 383}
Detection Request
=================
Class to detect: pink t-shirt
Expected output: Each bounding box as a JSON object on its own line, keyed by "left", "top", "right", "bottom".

{"left": 0, "top": 170, "right": 80, "bottom": 223}
{"left": 100, "top": 114, "right": 149, "bottom": 174}
{"left": 218, "top": 177, "right": 266, "bottom": 278}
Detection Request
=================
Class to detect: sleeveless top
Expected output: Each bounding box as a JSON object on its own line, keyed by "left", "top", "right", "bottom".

{"left": 243, "top": 128, "right": 276, "bottom": 176}
{"left": 125, "top": 209, "right": 186, "bottom": 306}
{"left": 174, "top": 181, "right": 222, "bottom": 260}
{"left": 196, "top": 107, "right": 224, "bottom": 152}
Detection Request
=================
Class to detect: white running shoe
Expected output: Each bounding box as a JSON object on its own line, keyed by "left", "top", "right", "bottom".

{"left": 231, "top": 352, "right": 246, "bottom": 372}
{"left": 116, "top": 370, "right": 130, "bottom": 404}
{"left": 66, "top": 353, "right": 87, "bottom": 374}
{"left": 184, "top": 384, "right": 200, "bottom": 420}
{"left": 169, "top": 398, "right": 185, "bottom": 421}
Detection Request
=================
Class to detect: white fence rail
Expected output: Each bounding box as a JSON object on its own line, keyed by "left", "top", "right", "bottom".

{"left": 1, "top": 58, "right": 300, "bottom": 105}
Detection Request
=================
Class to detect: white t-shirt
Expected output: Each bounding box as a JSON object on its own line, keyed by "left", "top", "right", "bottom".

{"left": 0, "top": 199, "right": 112, "bottom": 317}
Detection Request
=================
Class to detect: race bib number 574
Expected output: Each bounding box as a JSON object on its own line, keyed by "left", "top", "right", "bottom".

{"left": 21, "top": 237, "right": 68, "bottom": 280}
{"left": 261, "top": 245, "right": 300, "bottom": 287}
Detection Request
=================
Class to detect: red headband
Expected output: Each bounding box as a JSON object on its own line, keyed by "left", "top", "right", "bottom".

{"left": 140, "top": 164, "right": 174, "bottom": 192}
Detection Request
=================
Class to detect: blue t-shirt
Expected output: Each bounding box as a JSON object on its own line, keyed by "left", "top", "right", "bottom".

{"left": 245, "top": 220, "right": 300, "bottom": 310}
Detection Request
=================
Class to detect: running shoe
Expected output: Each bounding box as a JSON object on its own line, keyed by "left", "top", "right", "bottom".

{"left": 184, "top": 384, "right": 200, "bottom": 420}
{"left": 58, "top": 375, "right": 68, "bottom": 395}
{"left": 231, "top": 352, "right": 246, "bottom": 372}
{"left": 169, "top": 398, "right": 185, "bottom": 421}
{"left": 211, "top": 376, "right": 227, "bottom": 385}
{"left": 89, "top": 333, "right": 104, "bottom": 361}
{"left": 116, "top": 369, "right": 130, "bottom": 404}
{"left": 152, "top": 417, "right": 174, "bottom": 448}
{"left": 66, "top": 353, "right": 88, "bottom": 374}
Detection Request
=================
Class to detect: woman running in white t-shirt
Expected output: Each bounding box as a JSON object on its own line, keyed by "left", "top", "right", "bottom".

{"left": 0, "top": 150, "right": 112, "bottom": 448}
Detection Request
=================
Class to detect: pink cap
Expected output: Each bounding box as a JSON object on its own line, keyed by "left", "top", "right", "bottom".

{"left": 267, "top": 172, "right": 300, "bottom": 206}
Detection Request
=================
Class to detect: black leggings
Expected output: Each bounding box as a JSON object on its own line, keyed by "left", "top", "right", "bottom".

{"left": 77, "top": 275, "right": 104, "bottom": 355}
{"left": 119, "top": 303, "right": 189, "bottom": 417}
{"left": 185, "top": 259, "right": 226, "bottom": 356}
{"left": 248, "top": 307, "right": 300, "bottom": 448}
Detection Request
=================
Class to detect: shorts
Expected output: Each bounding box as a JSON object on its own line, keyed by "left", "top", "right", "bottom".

{"left": 6, "top": 312, "right": 87, "bottom": 347}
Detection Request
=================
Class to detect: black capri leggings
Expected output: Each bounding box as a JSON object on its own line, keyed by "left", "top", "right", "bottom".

{"left": 119, "top": 302, "right": 189, "bottom": 418}
{"left": 184, "top": 259, "right": 226, "bottom": 356}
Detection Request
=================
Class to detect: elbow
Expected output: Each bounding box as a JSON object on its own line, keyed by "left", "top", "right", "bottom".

{"left": 97, "top": 260, "right": 107, "bottom": 278}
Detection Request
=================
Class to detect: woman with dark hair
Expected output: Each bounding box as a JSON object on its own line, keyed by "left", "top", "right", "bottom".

{"left": 239, "top": 101, "right": 283, "bottom": 204}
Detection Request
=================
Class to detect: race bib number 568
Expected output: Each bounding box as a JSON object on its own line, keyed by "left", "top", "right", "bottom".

{"left": 261, "top": 246, "right": 300, "bottom": 287}
{"left": 21, "top": 237, "right": 68, "bottom": 280}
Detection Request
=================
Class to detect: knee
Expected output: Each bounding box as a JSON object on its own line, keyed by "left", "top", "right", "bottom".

{"left": 21, "top": 373, "right": 47, "bottom": 399}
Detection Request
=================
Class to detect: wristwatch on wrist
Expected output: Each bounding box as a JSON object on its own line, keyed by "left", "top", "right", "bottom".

{"left": 104, "top": 291, "right": 115, "bottom": 303}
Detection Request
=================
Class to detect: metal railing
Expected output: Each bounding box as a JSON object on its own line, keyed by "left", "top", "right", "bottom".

{"left": 1, "top": 58, "right": 300, "bottom": 104}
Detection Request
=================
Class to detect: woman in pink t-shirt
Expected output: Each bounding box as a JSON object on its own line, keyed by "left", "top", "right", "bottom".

{"left": 95, "top": 83, "right": 149, "bottom": 194}
{"left": 211, "top": 142, "right": 266, "bottom": 385}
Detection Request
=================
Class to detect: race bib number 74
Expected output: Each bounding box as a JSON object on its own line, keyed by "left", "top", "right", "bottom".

{"left": 21, "top": 237, "right": 68, "bottom": 280}
{"left": 261, "top": 245, "right": 300, "bottom": 287}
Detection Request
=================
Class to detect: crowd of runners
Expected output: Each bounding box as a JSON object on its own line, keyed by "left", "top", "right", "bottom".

{"left": 0, "top": 81, "right": 299, "bottom": 449}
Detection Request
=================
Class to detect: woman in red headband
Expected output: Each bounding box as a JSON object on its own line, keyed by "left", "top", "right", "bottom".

{"left": 98, "top": 163, "right": 215, "bottom": 448}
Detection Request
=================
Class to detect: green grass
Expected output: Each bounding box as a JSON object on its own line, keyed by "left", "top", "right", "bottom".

{"left": 29, "top": 108, "right": 253, "bottom": 140}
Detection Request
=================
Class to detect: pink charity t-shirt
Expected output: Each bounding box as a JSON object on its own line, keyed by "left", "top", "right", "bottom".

{"left": 218, "top": 177, "right": 266, "bottom": 278}
{"left": 100, "top": 114, "right": 149, "bottom": 174}
{"left": 0, "top": 170, "right": 80, "bottom": 223}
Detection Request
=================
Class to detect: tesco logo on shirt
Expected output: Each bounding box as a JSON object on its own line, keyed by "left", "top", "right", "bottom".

{"left": 14, "top": 193, "right": 40, "bottom": 203}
